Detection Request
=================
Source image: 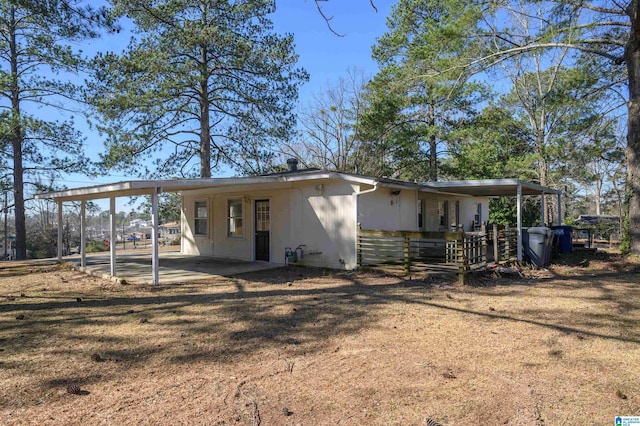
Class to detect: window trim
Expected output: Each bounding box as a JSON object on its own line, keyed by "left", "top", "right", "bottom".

{"left": 227, "top": 197, "right": 245, "bottom": 239}
{"left": 194, "top": 199, "right": 209, "bottom": 237}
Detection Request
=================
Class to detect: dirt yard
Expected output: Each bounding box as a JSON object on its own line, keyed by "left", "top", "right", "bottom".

{"left": 1, "top": 252, "right": 639, "bottom": 425}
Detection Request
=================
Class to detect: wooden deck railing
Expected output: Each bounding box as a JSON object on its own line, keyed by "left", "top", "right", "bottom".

{"left": 357, "top": 229, "right": 487, "bottom": 283}
{"left": 488, "top": 225, "right": 518, "bottom": 263}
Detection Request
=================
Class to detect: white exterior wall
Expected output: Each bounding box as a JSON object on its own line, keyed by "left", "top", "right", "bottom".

{"left": 181, "top": 179, "right": 358, "bottom": 270}
{"left": 459, "top": 197, "right": 489, "bottom": 229}
{"left": 180, "top": 178, "right": 490, "bottom": 271}
{"left": 293, "top": 180, "right": 358, "bottom": 269}
{"left": 358, "top": 188, "right": 419, "bottom": 231}
{"left": 417, "top": 193, "right": 489, "bottom": 232}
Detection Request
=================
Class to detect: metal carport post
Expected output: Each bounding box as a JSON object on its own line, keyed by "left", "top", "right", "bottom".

{"left": 517, "top": 183, "right": 523, "bottom": 261}
{"left": 151, "top": 187, "right": 160, "bottom": 285}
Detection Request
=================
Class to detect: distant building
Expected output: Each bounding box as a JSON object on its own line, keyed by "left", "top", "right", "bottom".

{"left": 159, "top": 222, "right": 181, "bottom": 243}
{"left": 129, "top": 218, "right": 150, "bottom": 229}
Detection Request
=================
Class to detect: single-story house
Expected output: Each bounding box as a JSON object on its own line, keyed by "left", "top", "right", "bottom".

{"left": 35, "top": 159, "right": 561, "bottom": 284}
{"left": 159, "top": 221, "right": 181, "bottom": 243}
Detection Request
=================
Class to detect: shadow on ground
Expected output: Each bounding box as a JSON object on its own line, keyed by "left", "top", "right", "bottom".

{"left": 1, "top": 255, "right": 639, "bottom": 410}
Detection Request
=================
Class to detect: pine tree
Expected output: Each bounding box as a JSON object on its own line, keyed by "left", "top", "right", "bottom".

{"left": 0, "top": 0, "right": 112, "bottom": 260}
{"left": 91, "top": 0, "right": 308, "bottom": 178}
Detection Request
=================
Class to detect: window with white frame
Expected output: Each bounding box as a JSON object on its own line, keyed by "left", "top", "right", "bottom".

{"left": 194, "top": 200, "right": 208, "bottom": 236}
{"left": 227, "top": 198, "right": 244, "bottom": 237}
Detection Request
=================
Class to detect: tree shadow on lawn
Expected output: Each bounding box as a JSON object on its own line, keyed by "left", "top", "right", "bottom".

{"left": 2, "top": 265, "right": 640, "bottom": 410}
{"left": 3, "top": 268, "right": 640, "bottom": 352}
{"left": 0, "top": 261, "right": 60, "bottom": 280}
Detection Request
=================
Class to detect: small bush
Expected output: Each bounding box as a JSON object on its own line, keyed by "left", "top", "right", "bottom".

{"left": 86, "top": 240, "right": 107, "bottom": 253}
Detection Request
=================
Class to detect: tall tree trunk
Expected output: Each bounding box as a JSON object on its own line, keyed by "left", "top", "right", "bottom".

{"left": 199, "top": 43, "right": 211, "bottom": 178}
{"left": 428, "top": 103, "right": 437, "bottom": 181}
{"left": 625, "top": 0, "right": 640, "bottom": 253}
{"left": 12, "top": 129, "right": 25, "bottom": 260}
{"left": 536, "top": 135, "right": 552, "bottom": 224}
{"left": 613, "top": 178, "right": 625, "bottom": 233}
{"left": 9, "top": 7, "right": 26, "bottom": 260}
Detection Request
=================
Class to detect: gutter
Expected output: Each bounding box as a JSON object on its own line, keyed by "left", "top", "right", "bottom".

{"left": 356, "top": 182, "right": 379, "bottom": 197}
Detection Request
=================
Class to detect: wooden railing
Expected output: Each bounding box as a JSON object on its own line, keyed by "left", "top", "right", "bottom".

{"left": 488, "top": 225, "right": 518, "bottom": 263}
{"left": 357, "top": 229, "right": 487, "bottom": 283}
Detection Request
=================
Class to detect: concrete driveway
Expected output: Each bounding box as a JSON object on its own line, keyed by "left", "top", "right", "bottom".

{"left": 65, "top": 249, "right": 281, "bottom": 285}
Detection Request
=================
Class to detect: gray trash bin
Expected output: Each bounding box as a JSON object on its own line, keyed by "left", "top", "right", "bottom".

{"left": 524, "top": 227, "right": 554, "bottom": 268}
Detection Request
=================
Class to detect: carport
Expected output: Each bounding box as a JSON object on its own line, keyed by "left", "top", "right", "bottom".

{"left": 34, "top": 176, "right": 295, "bottom": 285}
{"left": 427, "top": 179, "right": 562, "bottom": 261}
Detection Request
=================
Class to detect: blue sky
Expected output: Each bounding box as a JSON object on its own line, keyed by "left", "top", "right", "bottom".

{"left": 57, "top": 1, "right": 395, "bottom": 211}
{"left": 271, "top": 1, "right": 393, "bottom": 100}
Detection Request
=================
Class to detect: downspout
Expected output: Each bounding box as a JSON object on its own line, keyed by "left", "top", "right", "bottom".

{"left": 355, "top": 183, "right": 379, "bottom": 227}
{"left": 354, "top": 183, "right": 379, "bottom": 268}
{"left": 356, "top": 183, "right": 379, "bottom": 198}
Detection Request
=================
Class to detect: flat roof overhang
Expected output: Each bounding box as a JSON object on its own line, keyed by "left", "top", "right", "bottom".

{"left": 424, "top": 179, "right": 561, "bottom": 197}
{"left": 34, "top": 171, "right": 430, "bottom": 202}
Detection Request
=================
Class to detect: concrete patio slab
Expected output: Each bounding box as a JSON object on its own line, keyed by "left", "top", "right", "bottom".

{"left": 65, "top": 249, "right": 281, "bottom": 284}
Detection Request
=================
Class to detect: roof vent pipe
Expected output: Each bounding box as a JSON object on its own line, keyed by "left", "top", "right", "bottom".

{"left": 287, "top": 158, "right": 298, "bottom": 172}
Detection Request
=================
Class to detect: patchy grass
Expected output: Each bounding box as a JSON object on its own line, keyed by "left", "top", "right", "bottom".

{"left": 0, "top": 253, "right": 639, "bottom": 425}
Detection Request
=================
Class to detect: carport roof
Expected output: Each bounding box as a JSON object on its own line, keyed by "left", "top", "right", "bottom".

{"left": 424, "top": 179, "right": 560, "bottom": 197}
{"left": 34, "top": 170, "right": 430, "bottom": 202}
{"left": 35, "top": 173, "right": 558, "bottom": 202}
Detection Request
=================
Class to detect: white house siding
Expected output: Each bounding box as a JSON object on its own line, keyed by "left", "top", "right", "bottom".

{"left": 180, "top": 179, "right": 489, "bottom": 272}
{"left": 417, "top": 193, "right": 489, "bottom": 231}
{"left": 293, "top": 180, "right": 358, "bottom": 269}
{"left": 358, "top": 188, "right": 419, "bottom": 231}
{"left": 181, "top": 179, "right": 358, "bottom": 270}
{"left": 459, "top": 197, "right": 489, "bottom": 230}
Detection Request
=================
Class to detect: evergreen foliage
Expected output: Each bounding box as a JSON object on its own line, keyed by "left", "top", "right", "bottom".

{"left": 90, "top": 0, "right": 308, "bottom": 178}
{"left": 0, "top": 0, "right": 113, "bottom": 259}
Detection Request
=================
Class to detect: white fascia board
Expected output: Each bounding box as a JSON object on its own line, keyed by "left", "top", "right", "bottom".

{"left": 427, "top": 178, "right": 519, "bottom": 188}
{"left": 429, "top": 190, "right": 475, "bottom": 197}
{"left": 34, "top": 176, "right": 288, "bottom": 201}
{"left": 417, "top": 186, "right": 440, "bottom": 194}
{"left": 180, "top": 181, "right": 293, "bottom": 196}
{"left": 285, "top": 171, "right": 426, "bottom": 191}
{"left": 378, "top": 182, "right": 422, "bottom": 191}
{"left": 282, "top": 171, "right": 378, "bottom": 186}
{"left": 426, "top": 178, "right": 560, "bottom": 195}
{"left": 518, "top": 180, "right": 561, "bottom": 195}
{"left": 34, "top": 180, "right": 155, "bottom": 201}
{"left": 160, "top": 176, "right": 284, "bottom": 189}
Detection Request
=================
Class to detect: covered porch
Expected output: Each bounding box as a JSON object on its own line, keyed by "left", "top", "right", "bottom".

{"left": 427, "top": 179, "right": 562, "bottom": 261}
{"left": 357, "top": 179, "right": 563, "bottom": 281}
